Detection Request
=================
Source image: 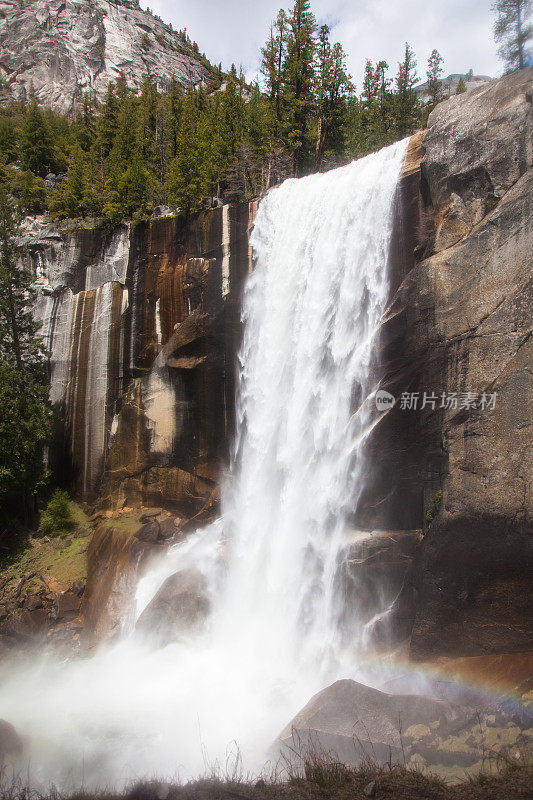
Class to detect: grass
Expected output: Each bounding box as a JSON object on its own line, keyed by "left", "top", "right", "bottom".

{"left": 0, "top": 501, "right": 91, "bottom": 598}
{"left": 0, "top": 760, "right": 530, "bottom": 800}
{"left": 100, "top": 513, "right": 145, "bottom": 536}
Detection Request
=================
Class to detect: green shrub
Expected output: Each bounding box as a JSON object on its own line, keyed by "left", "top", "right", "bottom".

{"left": 40, "top": 489, "right": 75, "bottom": 538}
{"left": 425, "top": 489, "right": 443, "bottom": 525}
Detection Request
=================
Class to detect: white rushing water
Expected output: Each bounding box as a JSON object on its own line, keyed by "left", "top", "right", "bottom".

{"left": 0, "top": 139, "right": 409, "bottom": 789}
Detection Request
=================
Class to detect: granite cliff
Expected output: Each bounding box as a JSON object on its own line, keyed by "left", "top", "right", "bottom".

{"left": 8, "top": 69, "right": 533, "bottom": 665}
{"left": 371, "top": 67, "right": 532, "bottom": 659}
{"left": 0, "top": 0, "right": 211, "bottom": 113}
{"left": 25, "top": 202, "right": 257, "bottom": 511}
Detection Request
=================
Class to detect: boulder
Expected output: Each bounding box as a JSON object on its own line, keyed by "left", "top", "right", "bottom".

{"left": 0, "top": 719, "right": 23, "bottom": 760}
{"left": 135, "top": 568, "right": 210, "bottom": 645}
{"left": 276, "top": 678, "right": 531, "bottom": 776}
{"left": 277, "top": 679, "right": 469, "bottom": 766}
{"left": 158, "top": 517, "right": 183, "bottom": 540}
{"left": 137, "top": 520, "right": 161, "bottom": 544}
{"left": 55, "top": 590, "right": 81, "bottom": 620}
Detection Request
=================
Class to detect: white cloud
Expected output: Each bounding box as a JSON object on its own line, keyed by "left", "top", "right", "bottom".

{"left": 142, "top": 0, "right": 501, "bottom": 90}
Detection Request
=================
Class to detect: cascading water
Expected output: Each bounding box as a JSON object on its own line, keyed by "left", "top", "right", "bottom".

{"left": 0, "top": 138, "right": 409, "bottom": 789}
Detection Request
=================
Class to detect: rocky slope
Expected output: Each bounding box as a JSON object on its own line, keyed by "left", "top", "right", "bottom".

{"left": 414, "top": 72, "right": 491, "bottom": 100}
{"left": 0, "top": 0, "right": 211, "bottom": 113}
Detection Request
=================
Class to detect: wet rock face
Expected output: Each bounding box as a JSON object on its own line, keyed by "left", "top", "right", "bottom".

{"left": 26, "top": 221, "right": 130, "bottom": 499}
{"left": 364, "top": 69, "right": 533, "bottom": 658}
{"left": 82, "top": 523, "right": 149, "bottom": 645}
{"left": 0, "top": 0, "right": 210, "bottom": 114}
{"left": 335, "top": 530, "right": 421, "bottom": 652}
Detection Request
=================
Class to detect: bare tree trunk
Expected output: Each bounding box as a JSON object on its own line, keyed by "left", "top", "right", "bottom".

{"left": 517, "top": 1, "right": 524, "bottom": 69}
{"left": 315, "top": 116, "right": 327, "bottom": 171}
{"left": 7, "top": 281, "right": 22, "bottom": 370}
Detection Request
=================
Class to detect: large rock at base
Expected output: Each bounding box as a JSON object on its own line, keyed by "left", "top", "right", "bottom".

{"left": 277, "top": 679, "right": 468, "bottom": 767}
{"left": 135, "top": 568, "right": 210, "bottom": 645}
{"left": 276, "top": 679, "right": 532, "bottom": 777}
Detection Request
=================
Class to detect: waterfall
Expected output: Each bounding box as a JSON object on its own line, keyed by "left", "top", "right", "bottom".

{"left": 0, "top": 139, "right": 409, "bottom": 789}
{"left": 219, "top": 137, "right": 410, "bottom": 670}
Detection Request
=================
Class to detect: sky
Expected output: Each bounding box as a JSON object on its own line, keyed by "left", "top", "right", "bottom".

{"left": 141, "top": 0, "right": 502, "bottom": 90}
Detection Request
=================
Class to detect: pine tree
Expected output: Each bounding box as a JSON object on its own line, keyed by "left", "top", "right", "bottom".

{"left": 109, "top": 96, "right": 139, "bottom": 174}
{"left": 166, "top": 78, "right": 183, "bottom": 160}
{"left": 118, "top": 150, "right": 152, "bottom": 217}
{"left": 0, "top": 188, "right": 50, "bottom": 527}
{"left": 456, "top": 76, "right": 467, "bottom": 94}
{"left": 49, "top": 143, "right": 91, "bottom": 219}
{"left": 375, "top": 61, "right": 392, "bottom": 123}
{"left": 426, "top": 49, "right": 444, "bottom": 105}
{"left": 74, "top": 92, "right": 96, "bottom": 151}
{"left": 139, "top": 76, "right": 160, "bottom": 165}
{"left": 361, "top": 59, "right": 380, "bottom": 146}
{"left": 11, "top": 170, "right": 47, "bottom": 214}
{"left": 97, "top": 82, "right": 120, "bottom": 158}
{"left": 0, "top": 117, "right": 18, "bottom": 163}
{"left": 219, "top": 67, "right": 246, "bottom": 162}
{"left": 394, "top": 42, "right": 420, "bottom": 137}
{"left": 492, "top": 0, "right": 531, "bottom": 70}
{"left": 284, "top": 0, "right": 317, "bottom": 174}
{"left": 261, "top": 9, "right": 288, "bottom": 124}
{"left": 166, "top": 90, "right": 207, "bottom": 214}
{"left": 20, "top": 100, "right": 55, "bottom": 177}
{"left": 314, "top": 26, "right": 353, "bottom": 168}
{"left": 115, "top": 71, "right": 130, "bottom": 104}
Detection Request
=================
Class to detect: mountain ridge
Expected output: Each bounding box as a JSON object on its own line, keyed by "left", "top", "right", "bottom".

{"left": 0, "top": 0, "right": 212, "bottom": 114}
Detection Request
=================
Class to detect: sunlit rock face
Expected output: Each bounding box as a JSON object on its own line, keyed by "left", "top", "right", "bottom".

{"left": 362, "top": 68, "right": 533, "bottom": 659}
{"left": 25, "top": 203, "right": 257, "bottom": 504}
{"left": 0, "top": 0, "right": 211, "bottom": 114}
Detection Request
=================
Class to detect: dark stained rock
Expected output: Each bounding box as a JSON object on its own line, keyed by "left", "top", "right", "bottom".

{"left": 137, "top": 521, "right": 161, "bottom": 544}
{"left": 26, "top": 200, "right": 255, "bottom": 504}
{"left": 135, "top": 568, "right": 210, "bottom": 645}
